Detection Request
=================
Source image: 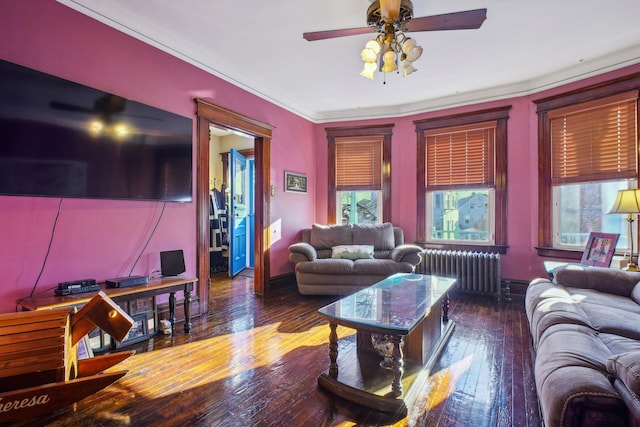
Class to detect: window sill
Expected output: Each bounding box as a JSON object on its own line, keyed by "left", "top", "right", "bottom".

{"left": 535, "top": 247, "right": 582, "bottom": 260}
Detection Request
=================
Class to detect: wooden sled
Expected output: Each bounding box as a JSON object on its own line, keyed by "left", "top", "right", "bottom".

{"left": 0, "top": 291, "right": 135, "bottom": 422}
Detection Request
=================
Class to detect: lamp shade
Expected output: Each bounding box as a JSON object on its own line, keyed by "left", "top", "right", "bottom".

{"left": 381, "top": 50, "right": 397, "bottom": 72}
{"left": 400, "top": 59, "right": 416, "bottom": 76}
{"left": 360, "top": 62, "right": 377, "bottom": 79}
{"left": 609, "top": 189, "right": 640, "bottom": 214}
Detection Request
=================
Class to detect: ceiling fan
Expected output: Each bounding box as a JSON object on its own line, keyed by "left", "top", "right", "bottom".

{"left": 51, "top": 94, "right": 129, "bottom": 123}
{"left": 303, "top": 0, "right": 487, "bottom": 78}
{"left": 50, "top": 94, "right": 159, "bottom": 138}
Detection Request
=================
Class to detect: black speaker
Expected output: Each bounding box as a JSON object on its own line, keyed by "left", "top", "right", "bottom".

{"left": 160, "top": 249, "right": 185, "bottom": 277}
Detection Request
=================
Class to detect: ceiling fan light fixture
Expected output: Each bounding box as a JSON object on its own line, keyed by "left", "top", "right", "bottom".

{"left": 381, "top": 49, "right": 398, "bottom": 72}
{"left": 405, "top": 44, "right": 423, "bottom": 62}
{"left": 360, "top": 39, "right": 382, "bottom": 63}
{"left": 400, "top": 59, "right": 416, "bottom": 76}
{"left": 88, "top": 119, "right": 104, "bottom": 137}
{"left": 360, "top": 61, "right": 378, "bottom": 79}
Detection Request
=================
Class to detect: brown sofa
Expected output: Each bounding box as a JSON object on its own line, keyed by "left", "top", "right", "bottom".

{"left": 525, "top": 264, "right": 640, "bottom": 427}
{"left": 288, "top": 223, "right": 422, "bottom": 295}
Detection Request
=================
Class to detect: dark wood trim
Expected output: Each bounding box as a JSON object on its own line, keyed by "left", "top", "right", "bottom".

{"left": 195, "top": 99, "right": 274, "bottom": 302}
{"left": 196, "top": 108, "right": 211, "bottom": 314}
{"left": 534, "top": 73, "right": 640, "bottom": 256}
{"left": 254, "top": 136, "right": 270, "bottom": 295}
{"left": 500, "top": 278, "right": 531, "bottom": 296}
{"left": 414, "top": 107, "right": 511, "bottom": 247}
{"left": 326, "top": 124, "right": 394, "bottom": 224}
{"left": 267, "top": 272, "right": 298, "bottom": 293}
{"left": 533, "top": 72, "right": 640, "bottom": 111}
{"left": 534, "top": 247, "right": 583, "bottom": 260}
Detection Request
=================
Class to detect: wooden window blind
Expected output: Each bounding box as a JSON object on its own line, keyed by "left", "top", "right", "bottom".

{"left": 549, "top": 91, "right": 638, "bottom": 185}
{"left": 335, "top": 135, "right": 383, "bottom": 191}
{"left": 425, "top": 121, "right": 496, "bottom": 191}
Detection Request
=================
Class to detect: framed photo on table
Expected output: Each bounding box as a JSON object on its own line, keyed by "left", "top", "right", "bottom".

{"left": 116, "top": 313, "right": 149, "bottom": 348}
{"left": 285, "top": 171, "right": 307, "bottom": 193}
{"left": 581, "top": 232, "right": 619, "bottom": 267}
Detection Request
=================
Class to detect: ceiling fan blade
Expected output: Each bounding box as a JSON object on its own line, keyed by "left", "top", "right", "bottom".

{"left": 49, "top": 101, "right": 95, "bottom": 114}
{"left": 303, "top": 26, "right": 375, "bottom": 42}
{"left": 380, "top": 0, "right": 401, "bottom": 21}
{"left": 405, "top": 8, "right": 487, "bottom": 32}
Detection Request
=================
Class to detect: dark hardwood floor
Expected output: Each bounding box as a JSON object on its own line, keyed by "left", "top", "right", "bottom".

{"left": 12, "top": 274, "right": 542, "bottom": 427}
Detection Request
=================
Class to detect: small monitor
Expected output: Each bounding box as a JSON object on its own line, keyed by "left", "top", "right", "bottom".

{"left": 160, "top": 250, "right": 185, "bottom": 277}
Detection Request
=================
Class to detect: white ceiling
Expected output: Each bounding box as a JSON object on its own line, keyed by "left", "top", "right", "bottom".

{"left": 58, "top": 0, "right": 640, "bottom": 123}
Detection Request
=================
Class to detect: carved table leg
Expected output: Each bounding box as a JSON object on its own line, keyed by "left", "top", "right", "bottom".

{"left": 328, "top": 323, "right": 338, "bottom": 378}
{"left": 442, "top": 293, "right": 450, "bottom": 322}
{"left": 390, "top": 335, "right": 404, "bottom": 397}
{"left": 169, "top": 291, "right": 177, "bottom": 333}
{"left": 183, "top": 285, "right": 192, "bottom": 333}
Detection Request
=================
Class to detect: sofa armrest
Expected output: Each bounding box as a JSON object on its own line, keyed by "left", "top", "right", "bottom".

{"left": 390, "top": 244, "right": 422, "bottom": 265}
{"left": 289, "top": 242, "right": 317, "bottom": 264}
{"left": 608, "top": 351, "right": 640, "bottom": 427}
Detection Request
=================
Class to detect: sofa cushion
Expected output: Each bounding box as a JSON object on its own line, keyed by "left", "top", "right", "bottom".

{"left": 554, "top": 264, "right": 640, "bottom": 297}
{"left": 567, "top": 287, "right": 640, "bottom": 314}
{"left": 295, "top": 258, "right": 355, "bottom": 274}
{"left": 352, "top": 258, "right": 414, "bottom": 275}
{"left": 331, "top": 245, "right": 374, "bottom": 260}
{"left": 352, "top": 222, "right": 395, "bottom": 250}
{"left": 310, "top": 224, "right": 352, "bottom": 249}
{"left": 581, "top": 302, "right": 640, "bottom": 341}
{"left": 607, "top": 351, "right": 640, "bottom": 395}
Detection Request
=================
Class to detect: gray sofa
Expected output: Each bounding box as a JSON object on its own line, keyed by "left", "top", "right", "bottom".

{"left": 288, "top": 223, "right": 422, "bottom": 295}
{"left": 525, "top": 264, "right": 640, "bottom": 427}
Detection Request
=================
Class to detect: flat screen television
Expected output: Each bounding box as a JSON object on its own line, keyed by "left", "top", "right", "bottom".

{"left": 0, "top": 59, "right": 193, "bottom": 202}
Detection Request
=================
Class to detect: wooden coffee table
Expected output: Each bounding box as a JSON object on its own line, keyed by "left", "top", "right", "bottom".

{"left": 317, "top": 273, "right": 456, "bottom": 415}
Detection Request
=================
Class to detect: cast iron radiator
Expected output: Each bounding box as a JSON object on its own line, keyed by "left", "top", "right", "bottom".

{"left": 416, "top": 249, "right": 502, "bottom": 297}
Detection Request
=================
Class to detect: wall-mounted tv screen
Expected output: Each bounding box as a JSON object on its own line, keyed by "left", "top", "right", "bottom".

{"left": 0, "top": 59, "right": 193, "bottom": 202}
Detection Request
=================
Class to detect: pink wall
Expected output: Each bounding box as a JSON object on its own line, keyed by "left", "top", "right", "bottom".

{"left": 315, "top": 63, "right": 640, "bottom": 283}
{"left": 1, "top": 1, "right": 639, "bottom": 314}
{"left": 0, "top": 0, "right": 316, "bottom": 313}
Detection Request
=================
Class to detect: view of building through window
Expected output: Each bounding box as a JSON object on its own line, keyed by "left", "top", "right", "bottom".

{"left": 554, "top": 180, "right": 632, "bottom": 250}
{"left": 429, "top": 189, "right": 491, "bottom": 241}
{"left": 339, "top": 191, "right": 381, "bottom": 224}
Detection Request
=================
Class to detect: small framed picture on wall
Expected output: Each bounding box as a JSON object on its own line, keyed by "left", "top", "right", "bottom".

{"left": 285, "top": 171, "right": 307, "bottom": 193}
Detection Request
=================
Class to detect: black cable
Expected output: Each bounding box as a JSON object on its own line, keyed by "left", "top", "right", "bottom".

{"left": 127, "top": 202, "right": 166, "bottom": 276}
{"left": 29, "top": 198, "right": 64, "bottom": 297}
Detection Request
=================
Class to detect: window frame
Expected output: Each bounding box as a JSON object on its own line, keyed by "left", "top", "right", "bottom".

{"left": 326, "top": 125, "right": 393, "bottom": 224}
{"left": 415, "top": 107, "right": 510, "bottom": 253}
{"left": 535, "top": 72, "right": 640, "bottom": 259}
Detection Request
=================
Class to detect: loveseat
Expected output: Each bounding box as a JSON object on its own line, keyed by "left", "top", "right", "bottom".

{"left": 288, "top": 223, "right": 422, "bottom": 295}
{"left": 525, "top": 264, "right": 640, "bottom": 427}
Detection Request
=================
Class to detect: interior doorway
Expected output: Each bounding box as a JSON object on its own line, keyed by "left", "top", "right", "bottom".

{"left": 195, "top": 99, "right": 273, "bottom": 315}
{"left": 208, "top": 125, "right": 255, "bottom": 277}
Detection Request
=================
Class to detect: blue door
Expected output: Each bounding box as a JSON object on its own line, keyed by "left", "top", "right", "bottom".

{"left": 229, "top": 149, "right": 247, "bottom": 277}
{"left": 248, "top": 158, "right": 255, "bottom": 268}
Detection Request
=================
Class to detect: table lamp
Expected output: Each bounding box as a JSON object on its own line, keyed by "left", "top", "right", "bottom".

{"left": 608, "top": 189, "right": 640, "bottom": 271}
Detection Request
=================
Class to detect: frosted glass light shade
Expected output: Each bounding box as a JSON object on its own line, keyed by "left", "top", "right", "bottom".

{"left": 381, "top": 50, "right": 397, "bottom": 72}
{"left": 360, "top": 62, "right": 377, "bottom": 79}
{"left": 405, "top": 45, "right": 423, "bottom": 62}
{"left": 400, "top": 59, "right": 416, "bottom": 76}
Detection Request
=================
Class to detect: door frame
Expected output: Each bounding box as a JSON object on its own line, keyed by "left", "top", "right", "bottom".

{"left": 195, "top": 99, "right": 273, "bottom": 313}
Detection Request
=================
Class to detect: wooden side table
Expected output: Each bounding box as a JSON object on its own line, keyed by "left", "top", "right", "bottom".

{"left": 16, "top": 277, "right": 196, "bottom": 349}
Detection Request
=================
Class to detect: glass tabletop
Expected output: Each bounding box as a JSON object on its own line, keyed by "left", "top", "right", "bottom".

{"left": 317, "top": 273, "right": 456, "bottom": 334}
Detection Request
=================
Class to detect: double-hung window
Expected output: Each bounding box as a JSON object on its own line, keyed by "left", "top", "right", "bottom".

{"left": 327, "top": 125, "right": 392, "bottom": 225}
{"left": 416, "top": 108, "right": 509, "bottom": 250}
{"left": 537, "top": 90, "right": 638, "bottom": 254}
